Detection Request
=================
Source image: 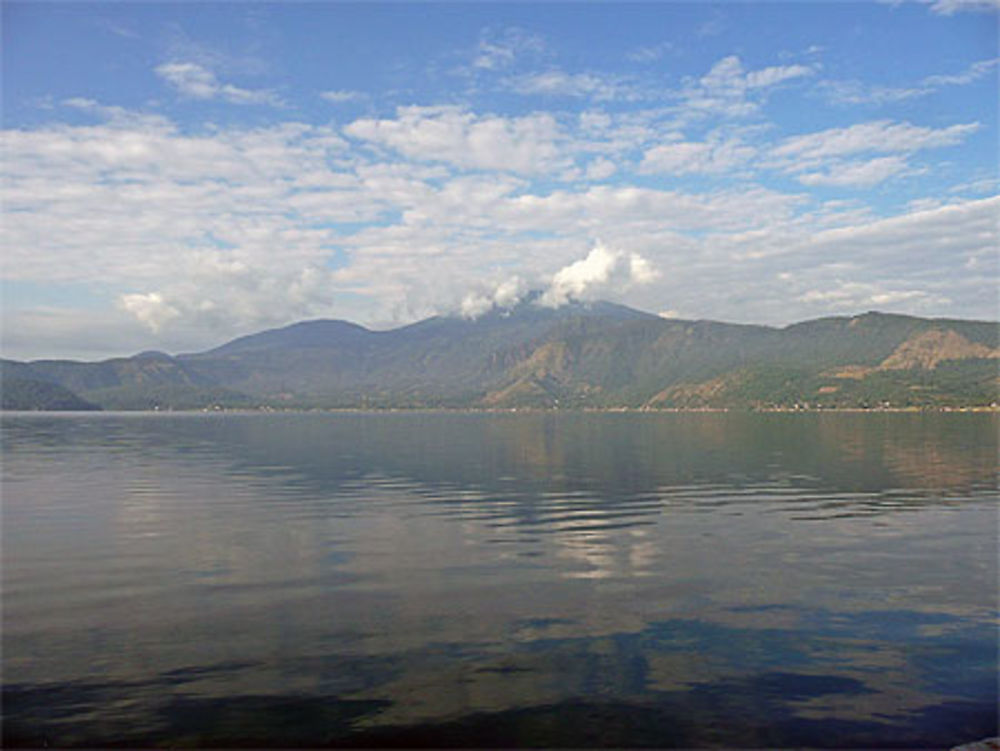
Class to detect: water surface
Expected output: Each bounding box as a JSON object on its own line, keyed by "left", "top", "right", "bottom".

{"left": 3, "top": 412, "right": 997, "bottom": 747}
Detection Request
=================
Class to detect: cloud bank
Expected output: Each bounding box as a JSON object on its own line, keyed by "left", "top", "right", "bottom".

{"left": 2, "top": 33, "right": 996, "bottom": 359}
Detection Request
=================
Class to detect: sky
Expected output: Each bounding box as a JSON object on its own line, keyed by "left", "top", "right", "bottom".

{"left": 2, "top": 0, "right": 998, "bottom": 360}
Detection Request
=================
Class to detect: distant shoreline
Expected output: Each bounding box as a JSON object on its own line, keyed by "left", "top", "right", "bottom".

{"left": 4, "top": 405, "right": 998, "bottom": 415}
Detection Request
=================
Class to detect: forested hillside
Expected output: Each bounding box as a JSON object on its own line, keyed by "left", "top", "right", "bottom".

{"left": 4, "top": 304, "right": 997, "bottom": 410}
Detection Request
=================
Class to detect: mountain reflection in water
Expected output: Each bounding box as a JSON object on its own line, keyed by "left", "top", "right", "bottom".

{"left": 2, "top": 412, "right": 997, "bottom": 748}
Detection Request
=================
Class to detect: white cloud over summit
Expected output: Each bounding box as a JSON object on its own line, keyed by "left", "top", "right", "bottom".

{"left": 540, "top": 243, "right": 658, "bottom": 307}
{"left": 459, "top": 242, "right": 658, "bottom": 318}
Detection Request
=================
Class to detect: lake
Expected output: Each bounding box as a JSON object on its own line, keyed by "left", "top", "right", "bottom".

{"left": 2, "top": 411, "right": 997, "bottom": 748}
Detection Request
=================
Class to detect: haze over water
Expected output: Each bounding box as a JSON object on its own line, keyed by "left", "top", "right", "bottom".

{"left": 3, "top": 412, "right": 997, "bottom": 748}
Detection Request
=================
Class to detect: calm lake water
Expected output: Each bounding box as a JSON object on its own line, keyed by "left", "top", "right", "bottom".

{"left": 2, "top": 412, "right": 997, "bottom": 748}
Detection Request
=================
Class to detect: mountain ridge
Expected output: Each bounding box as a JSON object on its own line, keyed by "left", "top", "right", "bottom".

{"left": 3, "top": 303, "right": 997, "bottom": 411}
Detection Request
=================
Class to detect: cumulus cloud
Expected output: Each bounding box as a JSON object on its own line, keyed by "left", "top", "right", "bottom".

{"left": 460, "top": 276, "right": 529, "bottom": 318}
{"left": 539, "top": 242, "right": 658, "bottom": 307}
{"left": 155, "top": 61, "right": 282, "bottom": 106}
{"left": 119, "top": 291, "right": 181, "bottom": 332}
{"left": 456, "top": 243, "right": 658, "bottom": 318}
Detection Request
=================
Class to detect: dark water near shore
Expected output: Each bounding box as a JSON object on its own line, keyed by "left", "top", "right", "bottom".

{"left": 2, "top": 412, "right": 997, "bottom": 748}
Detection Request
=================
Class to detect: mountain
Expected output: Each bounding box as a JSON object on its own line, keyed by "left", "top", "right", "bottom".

{"left": 0, "top": 377, "right": 101, "bottom": 411}
{"left": 3, "top": 302, "right": 997, "bottom": 410}
{"left": 0, "top": 352, "right": 250, "bottom": 411}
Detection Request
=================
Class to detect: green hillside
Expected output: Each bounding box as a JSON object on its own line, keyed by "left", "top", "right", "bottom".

{"left": 1, "top": 377, "right": 101, "bottom": 411}
{"left": 4, "top": 303, "right": 997, "bottom": 410}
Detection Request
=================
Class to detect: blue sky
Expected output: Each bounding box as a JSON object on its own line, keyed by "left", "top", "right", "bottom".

{"left": 2, "top": 1, "right": 997, "bottom": 359}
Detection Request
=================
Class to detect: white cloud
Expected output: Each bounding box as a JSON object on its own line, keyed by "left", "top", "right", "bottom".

{"left": 694, "top": 197, "right": 997, "bottom": 323}
{"left": 2, "top": 81, "right": 995, "bottom": 359}
{"left": 821, "top": 58, "right": 998, "bottom": 106}
{"left": 460, "top": 275, "right": 529, "bottom": 317}
{"left": 320, "top": 90, "right": 366, "bottom": 104}
{"left": 574, "top": 109, "right": 664, "bottom": 158}
{"left": 119, "top": 291, "right": 181, "bottom": 332}
{"left": 923, "top": 57, "right": 999, "bottom": 86}
{"left": 796, "top": 155, "right": 911, "bottom": 187}
{"left": 676, "top": 55, "right": 815, "bottom": 121}
{"left": 585, "top": 157, "right": 617, "bottom": 180}
{"left": 745, "top": 64, "right": 814, "bottom": 89}
{"left": 878, "top": 0, "right": 1000, "bottom": 14}
{"left": 947, "top": 176, "right": 1000, "bottom": 195}
{"left": 458, "top": 242, "right": 658, "bottom": 317}
{"left": 923, "top": 0, "right": 1000, "bottom": 14}
{"left": 640, "top": 136, "right": 756, "bottom": 175}
{"left": 62, "top": 97, "right": 173, "bottom": 130}
{"left": 99, "top": 20, "right": 140, "bottom": 39}
{"left": 698, "top": 11, "right": 727, "bottom": 37}
{"left": 117, "top": 254, "right": 340, "bottom": 334}
{"left": 344, "top": 105, "right": 566, "bottom": 174}
{"left": 0, "top": 108, "right": 357, "bottom": 311}
{"left": 155, "top": 61, "right": 282, "bottom": 106}
{"left": 796, "top": 283, "right": 948, "bottom": 309}
{"left": 818, "top": 80, "right": 927, "bottom": 106}
{"left": 491, "top": 184, "right": 807, "bottom": 237}
{"left": 808, "top": 195, "right": 999, "bottom": 257}
{"left": 626, "top": 42, "right": 675, "bottom": 63}
{"left": 505, "top": 70, "right": 640, "bottom": 101}
{"left": 0, "top": 307, "right": 171, "bottom": 361}
{"left": 473, "top": 27, "right": 546, "bottom": 70}
{"left": 771, "top": 120, "right": 978, "bottom": 166}
{"left": 539, "top": 242, "right": 658, "bottom": 307}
